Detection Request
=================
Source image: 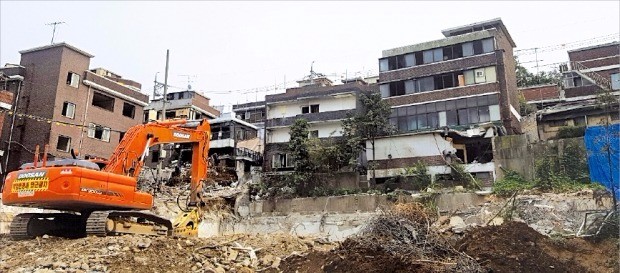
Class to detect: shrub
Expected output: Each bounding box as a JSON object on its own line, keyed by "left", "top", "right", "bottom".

{"left": 556, "top": 126, "right": 585, "bottom": 139}
{"left": 493, "top": 170, "right": 533, "bottom": 196}
{"left": 402, "top": 161, "right": 432, "bottom": 191}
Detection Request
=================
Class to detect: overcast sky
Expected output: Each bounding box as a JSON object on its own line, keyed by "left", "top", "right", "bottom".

{"left": 1, "top": 1, "right": 619, "bottom": 108}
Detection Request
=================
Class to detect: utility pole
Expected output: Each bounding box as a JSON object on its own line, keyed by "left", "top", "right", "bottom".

{"left": 534, "top": 47, "right": 540, "bottom": 74}
{"left": 46, "top": 21, "right": 65, "bottom": 44}
{"left": 156, "top": 50, "right": 170, "bottom": 184}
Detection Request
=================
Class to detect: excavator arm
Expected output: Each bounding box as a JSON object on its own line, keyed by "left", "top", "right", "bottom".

{"left": 104, "top": 119, "right": 210, "bottom": 208}
{"left": 104, "top": 119, "right": 211, "bottom": 236}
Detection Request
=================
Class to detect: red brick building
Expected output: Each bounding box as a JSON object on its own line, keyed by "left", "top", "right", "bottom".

{"left": 562, "top": 41, "right": 619, "bottom": 98}
{"left": 0, "top": 43, "right": 148, "bottom": 172}
{"left": 371, "top": 18, "right": 520, "bottom": 185}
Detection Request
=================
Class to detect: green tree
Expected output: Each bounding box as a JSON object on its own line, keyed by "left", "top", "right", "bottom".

{"left": 515, "top": 57, "right": 562, "bottom": 88}
{"left": 342, "top": 91, "right": 394, "bottom": 183}
{"left": 288, "top": 118, "right": 314, "bottom": 195}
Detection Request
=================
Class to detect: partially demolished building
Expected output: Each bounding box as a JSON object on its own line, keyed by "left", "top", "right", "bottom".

{"left": 520, "top": 42, "right": 620, "bottom": 141}
{"left": 373, "top": 18, "right": 521, "bottom": 185}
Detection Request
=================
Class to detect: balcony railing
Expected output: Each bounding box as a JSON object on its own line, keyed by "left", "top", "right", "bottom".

{"left": 266, "top": 109, "right": 352, "bottom": 128}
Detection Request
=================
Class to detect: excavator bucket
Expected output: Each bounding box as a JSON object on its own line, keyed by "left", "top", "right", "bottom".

{"left": 171, "top": 207, "right": 202, "bottom": 237}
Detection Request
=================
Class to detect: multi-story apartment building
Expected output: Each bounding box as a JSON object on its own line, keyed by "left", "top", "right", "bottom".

{"left": 143, "top": 90, "right": 220, "bottom": 122}
{"left": 372, "top": 18, "right": 520, "bottom": 184}
{"left": 0, "top": 43, "right": 149, "bottom": 172}
{"left": 263, "top": 75, "right": 369, "bottom": 172}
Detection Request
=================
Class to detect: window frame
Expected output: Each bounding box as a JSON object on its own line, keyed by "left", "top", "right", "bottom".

{"left": 61, "top": 101, "right": 76, "bottom": 119}
{"left": 66, "top": 72, "right": 80, "bottom": 88}
{"left": 87, "top": 123, "right": 111, "bottom": 142}
{"left": 56, "top": 135, "right": 71, "bottom": 152}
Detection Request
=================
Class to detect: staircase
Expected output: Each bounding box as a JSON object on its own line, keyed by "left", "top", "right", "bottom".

{"left": 570, "top": 61, "right": 613, "bottom": 91}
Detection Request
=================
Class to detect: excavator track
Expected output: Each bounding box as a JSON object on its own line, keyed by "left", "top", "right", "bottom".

{"left": 86, "top": 211, "right": 110, "bottom": 237}
{"left": 10, "top": 213, "right": 85, "bottom": 240}
{"left": 86, "top": 211, "right": 172, "bottom": 237}
{"left": 9, "top": 213, "right": 35, "bottom": 240}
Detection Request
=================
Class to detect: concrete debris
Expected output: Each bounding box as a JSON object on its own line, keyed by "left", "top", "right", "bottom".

{"left": 0, "top": 233, "right": 336, "bottom": 273}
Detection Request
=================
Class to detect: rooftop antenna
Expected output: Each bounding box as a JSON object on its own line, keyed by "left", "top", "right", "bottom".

{"left": 179, "top": 74, "right": 196, "bottom": 90}
{"left": 46, "top": 21, "right": 65, "bottom": 44}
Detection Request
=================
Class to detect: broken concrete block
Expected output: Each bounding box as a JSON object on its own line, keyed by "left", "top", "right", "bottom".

{"left": 489, "top": 217, "right": 504, "bottom": 226}
{"left": 227, "top": 249, "right": 238, "bottom": 261}
{"left": 449, "top": 216, "right": 466, "bottom": 233}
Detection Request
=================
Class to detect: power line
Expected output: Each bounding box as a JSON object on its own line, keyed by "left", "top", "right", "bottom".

{"left": 515, "top": 33, "right": 619, "bottom": 55}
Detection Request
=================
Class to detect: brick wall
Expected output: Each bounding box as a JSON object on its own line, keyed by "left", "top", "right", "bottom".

{"left": 568, "top": 43, "right": 620, "bottom": 63}
{"left": 564, "top": 85, "right": 602, "bottom": 98}
{"left": 520, "top": 85, "right": 560, "bottom": 101}
{"left": 385, "top": 82, "right": 499, "bottom": 106}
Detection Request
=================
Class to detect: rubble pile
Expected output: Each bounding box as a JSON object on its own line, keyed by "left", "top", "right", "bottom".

{"left": 0, "top": 233, "right": 336, "bottom": 273}
{"left": 278, "top": 203, "right": 484, "bottom": 273}
{"left": 432, "top": 190, "right": 614, "bottom": 236}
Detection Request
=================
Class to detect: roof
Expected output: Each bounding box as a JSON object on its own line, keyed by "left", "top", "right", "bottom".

{"left": 19, "top": 42, "right": 94, "bottom": 58}
{"left": 441, "top": 18, "right": 516, "bottom": 47}
{"left": 567, "top": 41, "right": 620, "bottom": 53}
{"left": 208, "top": 115, "right": 258, "bottom": 130}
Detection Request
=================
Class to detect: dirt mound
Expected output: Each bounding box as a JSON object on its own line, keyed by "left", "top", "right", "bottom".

{"left": 457, "top": 221, "right": 619, "bottom": 273}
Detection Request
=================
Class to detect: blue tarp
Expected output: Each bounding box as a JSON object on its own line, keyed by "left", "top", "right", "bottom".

{"left": 584, "top": 124, "right": 620, "bottom": 199}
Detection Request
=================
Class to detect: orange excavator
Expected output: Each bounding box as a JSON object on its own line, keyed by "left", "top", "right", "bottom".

{"left": 1, "top": 119, "right": 211, "bottom": 239}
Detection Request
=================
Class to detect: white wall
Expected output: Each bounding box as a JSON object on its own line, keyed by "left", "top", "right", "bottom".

{"left": 269, "top": 127, "right": 291, "bottom": 143}
{"left": 313, "top": 122, "right": 343, "bottom": 138}
{"left": 367, "top": 133, "right": 453, "bottom": 160}
{"left": 267, "top": 121, "right": 344, "bottom": 143}
{"left": 267, "top": 94, "right": 356, "bottom": 119}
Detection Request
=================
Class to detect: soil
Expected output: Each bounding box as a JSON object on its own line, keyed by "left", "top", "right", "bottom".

{"left": 276, "top": 221, "right": 619, "bottom": 273}
{"left": 457, "top": 221, "right": 619, "bottom": 273}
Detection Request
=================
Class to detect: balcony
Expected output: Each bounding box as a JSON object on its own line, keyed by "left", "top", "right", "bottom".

{"left": 265, "top": 109, "right": 352, "bottom": 128}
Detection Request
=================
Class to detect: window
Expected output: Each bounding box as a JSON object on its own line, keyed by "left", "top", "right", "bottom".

{"left": 611, "top": 73, "right": 620, "bottom": 90}
{"left": 418, "top": 77, "right": 434, "bottom": 92}
{"left": 379, "top": 58, "right": 389, "bottom": 72}
{"left": 404, "top": 53, "right": 415, "bottom": 67}
{"left": 380, "top": 84, "right": 390, "bottom": 98}
{"left": 482, "top": 38, "right": 494, "bottom": 53}
{"left": 92, "top": 92, "right": 115, "bottom": 112}
{"left": 272, "top": 153, "right": 294, "bottom": 168}
{"left": 119, "top": 132, "right": 126, "bottom": 143}
{"left": 61, "top": 102, "right": 75, "bottom": 119}
{"left": 301, "top": 104, "right": 319, "bottom": 114}
{"left": 56, "top": 135, "right": 71, "bottom": 152}
{"left": 462, "top": 42, "right": 474, "bottom": 57}
{"left": 309, "top": 130, "right": 319, "bottom": 138}
{"left": 573, "top": 116, "right": 586, "bottom": 126}
{"left": 87, "top": 123, "right": 111, "bottom": 142}
{"left": 548, "top": 120, "right": 568, "bottom": 127}
{"left": 310, "top": 104, "right": 319, "bottom": 113}
{"left": 404, "top": 80, "right": 416, "bottom": 94}
{"left": 66, "top": 72, "right": 80, "bottom": 88}
{"left": 422, "top": 48, "right": 443, "bottom": 64}
{"left": 122, "top": 103, "right": 136, "bottom": 118}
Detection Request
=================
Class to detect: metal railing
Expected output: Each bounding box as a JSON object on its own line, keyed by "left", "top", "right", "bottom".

{"left": 570, "top": 61, "right": 612, "bottom": 91}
